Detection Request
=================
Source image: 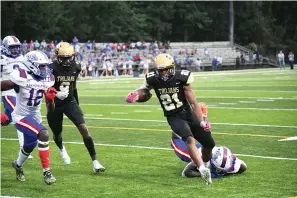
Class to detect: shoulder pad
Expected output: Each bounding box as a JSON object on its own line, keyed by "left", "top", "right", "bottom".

{"left": 10, "top": 68, "right": 28, "bottom": 85}
{"left": 145, "top": 72, "right": 156, "bottom": 85}
{"left": 177, "top": 70, "right": 194, "bottom": 85}
{"left": 76, "top": 62, "right": 82, "bottom": 71}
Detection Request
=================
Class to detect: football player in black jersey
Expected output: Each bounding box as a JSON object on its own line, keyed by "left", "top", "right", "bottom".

{"left": 125, "top": 53, "right": 215, "bottom": 184}
{"left": 47, "top": 42, "right": 105, "bottom": 173}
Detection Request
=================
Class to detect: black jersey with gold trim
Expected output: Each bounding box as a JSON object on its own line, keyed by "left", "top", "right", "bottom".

{"left": 145, "top": 70, "right": 194, "bottom": 116}
{"left": 48, "top": 61, "right": 81, "bottom": 106}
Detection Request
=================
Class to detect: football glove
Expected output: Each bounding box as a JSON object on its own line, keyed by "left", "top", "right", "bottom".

{"left": 200, "top": 121, "right": 211, "bottom": 131}
{"left": 125, "top": 91, "right": 139, "bottom": 103}
{"left": 44, "top": 87, "right": 57, "bottom": 101}
{"left": 56, "top": 91, "right": 69, "bottom": 100}
{"left": 1, "top": 112, "right": 9, "bottom": 126}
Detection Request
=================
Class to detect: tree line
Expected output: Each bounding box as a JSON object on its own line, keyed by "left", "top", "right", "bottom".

{"left": 2, "top": 1, "right": 296, "bottom": 56}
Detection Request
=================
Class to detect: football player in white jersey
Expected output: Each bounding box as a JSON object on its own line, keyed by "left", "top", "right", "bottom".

{"left": 1, "top": 50, "right": 57, "bottom": 185}
{"left": 171, "top": 103, "right": 247, "bottom": 178}
{"left": 0, "top": 36, "right": 33, "bottom": 158}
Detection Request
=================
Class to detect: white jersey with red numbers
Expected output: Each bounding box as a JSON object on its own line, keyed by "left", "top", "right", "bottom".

{"left": 1, "top": 54, "right": 24, "bottom": 96}
{"left": 9, "top": 63, "right": 55, "bottom": 123}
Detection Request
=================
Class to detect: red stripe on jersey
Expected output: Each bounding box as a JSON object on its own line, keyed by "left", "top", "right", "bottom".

{"left": 221, "top": 148, "right": 227, "bottom": 168}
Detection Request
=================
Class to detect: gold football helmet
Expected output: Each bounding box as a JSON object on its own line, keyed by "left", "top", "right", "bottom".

{"left": 55, "top": 42, "right": 75, "bottom": 67}
{"left": 153, "top": 53, "right": 176, "bottom": 81}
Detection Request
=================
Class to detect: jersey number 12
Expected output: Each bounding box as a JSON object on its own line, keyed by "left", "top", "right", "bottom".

{"left": 27, "top": 88, "right": 44, "bottom": 106}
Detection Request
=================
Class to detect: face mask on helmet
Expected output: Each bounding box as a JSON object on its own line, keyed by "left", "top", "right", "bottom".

{"left": 25, "top": 51, "right": 51, "bottom": 78}
{"left": 155, "top": 66, "right": 175, "bottom": 81}
{"left": 57, "top": 55, "right": 75, "bottom": 67}
{"left": 8, "top": 45, "right": 21, "bottom": 57}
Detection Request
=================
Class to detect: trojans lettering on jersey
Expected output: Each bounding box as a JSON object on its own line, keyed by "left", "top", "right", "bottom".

{"left": 48, "top": 61, "right": 81, "bottom": 105}
{"left": 9, "top": 65, "right": 55, "bottom": 123}
{"left": 145, "top": 70, "right": 194, "bottom": 116}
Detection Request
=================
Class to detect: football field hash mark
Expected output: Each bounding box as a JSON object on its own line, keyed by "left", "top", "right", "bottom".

{"left": 1, "top": 138, "right": 297, "bottom": 161}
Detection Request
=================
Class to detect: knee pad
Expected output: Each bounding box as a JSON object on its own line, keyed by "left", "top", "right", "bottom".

{"left": 38, "top": 130, "right": 49, "bottom": 145}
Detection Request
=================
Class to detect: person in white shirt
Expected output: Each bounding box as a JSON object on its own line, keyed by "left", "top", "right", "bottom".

{"left": 278, "top": 50, "right": 285, "bottom": 70}
{"left": 216, "top": 56, "right": 223, "bottom": 70}
{"left": 0, "top": 36, "right": 34, "bottom": 159}
{"left": 1, "top": 50, "right": 57, "bottom": 184}
{"left": 195, "top": 58, "right": 202, "bottom": 71}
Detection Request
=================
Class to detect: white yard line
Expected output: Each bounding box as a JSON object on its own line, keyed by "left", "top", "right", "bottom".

{"left": 78, "top": 103, "right": 297, "bottom": 111}
{"left": 1, "top": 138, "right": 297, "bottom": 161}
{"left": 41, "top": 116, "right": 297, "bottom": 129}
{"left": 278, "top": 136, "right": 297, "bottom": 141}
{"left": 79, "top": 95, "right": 297, "bottom": 100}
{"left": 257, "top": 99, "right": 274, "bottom": 102}
{"left": 133, "top": 110, "right": 152, "bottom": 113}
{"left": 219, "top": 103, "right": 237, "bottom": 105}
{"left": 238, "top": 101, "right": 256, "bottom": 103}
{"left": 111, "top": 112, "right": 128, "bottom": 115}
{"left": 83, "top": 89, "right": 297, "bottom": 93}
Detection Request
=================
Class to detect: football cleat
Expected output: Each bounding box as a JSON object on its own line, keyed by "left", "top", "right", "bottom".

{"left": 43, "top": 171, "right": 56, "bottom": 185}
{"left": 59, "top": 146, "right": 71, "bottom": 165}
{"left": 12, "top": 160, "right": 25, "bottom": 182}
{"left": 28, "top": 155, "right": 33, "bottom": 160}
{"left": 199, "top": 165, "right": 212, "bottom": 185}
{"left": 93, "top": 160, "right": 105, "bottom": 173}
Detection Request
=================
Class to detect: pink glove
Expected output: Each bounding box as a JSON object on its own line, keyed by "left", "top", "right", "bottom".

{"left": 200, "top": 121, "right": 211, "bottom": 131}
{"left": 125, "top": 91, "right": 139, "bottom": 103}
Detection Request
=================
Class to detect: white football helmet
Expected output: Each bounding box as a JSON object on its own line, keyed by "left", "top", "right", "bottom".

{"left": 210, "top": 146, "right": 235, "bottom": 175}
{"left": 24, "top": 50, "right": 51, "bottom": 78}
{"left": 1, "top": 35, "right": 22, "bottom": 57}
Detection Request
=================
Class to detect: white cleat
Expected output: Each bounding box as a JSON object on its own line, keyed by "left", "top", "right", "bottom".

{"left": 59, "top": 147, "right": 71, "bottom": 165}
{"left": 93, "top": 160, "right": 105, "bottom": 173}
{"left": 28, "top": 155, "right": 33, "bottom": 160}
{"left": 199, "top": 166, "right": 212, "bottom": 185}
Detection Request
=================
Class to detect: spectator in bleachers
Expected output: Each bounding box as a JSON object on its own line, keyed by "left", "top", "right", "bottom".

{"left": 133, "top": 53, "right": 141, "bottom": 64}
{"left": 278, "top": 50, "right": 285, "bottom": 70}
{"left": 217, "top": 56, "right": 223, "bottom": 70}
{"left": 40, "top": 40, "right": 47, "bottom": 51}
{"left": 212, "top": 56, "right": 217, "bottom": 71}
{"left": 288, "top": 52, "right": 294, "bottom": 70}
{"left": 236, "top": 56, "right": 240, "bottom": 69}
{"left": 185, "top": 55, "right": 192, "bottom": 67}
{"left": 254, "top": 49, "right": 260, "bottom": 64}
{"left": 92, "top": 40, "right": 96, "bottom": 50}
{"left": 54, "top": 40, "right": 58, "bottom": 46}
{"left": 141, "top": 57, "right": 150, "bottom": 75}
{"left": 195, "top": 58, "right": 202, "bottom": 72}
{"left": 28, "top": 40, "right": 34, "bottom": 51}
{"left": 33, "top": 40, "right": 40, "bottom": 50}
{"left": 22, "top": 40, "right": 28, "bottom": 54}
{"left": 240, "top": 53, "right": 245, "bottom": 64}
{"left": 204, "top": 48, "right": 209, "bottom": 58}
{"left": 72, "top": 36, "right": 79, "bottom": 45}
{"left": 86, "top": 40, "right": 92, "bottom": 51}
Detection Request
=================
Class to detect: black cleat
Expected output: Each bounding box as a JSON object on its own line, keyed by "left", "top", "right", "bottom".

{"left": 43, "top": 171, "right": 56, "bottom": 185}
{"left": 12, "top": 160, "right": 25, "bottom": 182}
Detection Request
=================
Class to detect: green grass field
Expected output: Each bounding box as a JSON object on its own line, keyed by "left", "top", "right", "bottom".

{"left": 1, "top": 68, "right": 297, "bottom": 198}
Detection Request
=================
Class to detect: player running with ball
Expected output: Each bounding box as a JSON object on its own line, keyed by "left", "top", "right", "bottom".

{"left": 125, "top": 53, "right": 215, "bottom": 185}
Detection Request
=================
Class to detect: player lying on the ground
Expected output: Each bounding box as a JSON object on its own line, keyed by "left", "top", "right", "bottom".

{"left": 1, "top": 50, "right": 57, "bottom": 185}
{"left": 171, "top": 102, "right": 247, "bottom": 178}
{"left": 125, "top": 53, "right": 215, "bottom": 185}
{"left": 0, "top": 35, "right": 33, "bottom": 159}
{"left": 171, "top": 135, "right": 247, "bottom": 178}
